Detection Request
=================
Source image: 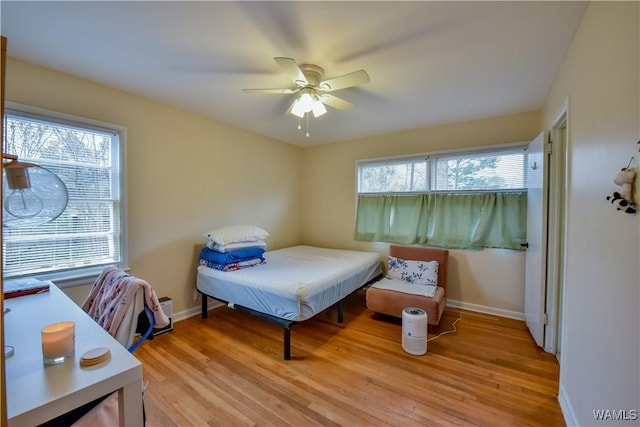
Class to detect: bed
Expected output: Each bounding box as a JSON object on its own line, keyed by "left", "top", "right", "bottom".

{"left": 197, "top": 245, "right": 383, "bottom": 359}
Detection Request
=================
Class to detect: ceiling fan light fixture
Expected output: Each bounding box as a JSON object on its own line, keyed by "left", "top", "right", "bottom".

{"left": 312, "top": 100, "right": 327, "bottom": 118}
{"left": 242, "top": 57, "right": 370, "bottom": 136}
{"left": 298, "top": 89, "right": 315, "bottom": 112}
{"left": 290, "top": 98, "right": 306, "bottom": 118}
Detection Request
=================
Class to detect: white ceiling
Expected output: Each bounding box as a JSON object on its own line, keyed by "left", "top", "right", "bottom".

{"left": 0, "top": 1, "right": 588, "bottom": 147}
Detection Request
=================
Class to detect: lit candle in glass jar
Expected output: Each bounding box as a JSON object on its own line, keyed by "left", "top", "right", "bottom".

{"left": 41, "top": 321, "right": 75, "bottom": 364}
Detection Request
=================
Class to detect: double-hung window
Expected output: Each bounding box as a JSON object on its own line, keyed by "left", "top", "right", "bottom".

{"left": 2, "top": 105, "right": 126, "bottom": 285}
{"left": 355, "top": 145, "right": 528, "bottom": 250}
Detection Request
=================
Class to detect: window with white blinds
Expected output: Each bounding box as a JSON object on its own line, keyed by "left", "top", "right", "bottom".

{"left": 2, "top": 107, "right": 125, "bottom": 281}
{"left": 430, "top": 148, "right": 527, "bottom": 192}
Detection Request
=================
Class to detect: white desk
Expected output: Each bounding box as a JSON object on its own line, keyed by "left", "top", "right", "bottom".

{"left": 5, "top": 284, "right": 143, "bottom": 426}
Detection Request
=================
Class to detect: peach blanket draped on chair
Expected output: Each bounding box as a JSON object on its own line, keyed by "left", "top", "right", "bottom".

{"left": 82, "top": 266, "right": 170, "bottom": 348}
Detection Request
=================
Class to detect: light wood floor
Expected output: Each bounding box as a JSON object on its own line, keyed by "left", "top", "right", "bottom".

{"left": 136, "top": 290, "right": 564, "bottom": 427}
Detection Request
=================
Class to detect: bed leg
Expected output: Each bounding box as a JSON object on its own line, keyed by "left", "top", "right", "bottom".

{"left": 337, "top": 300, "right": 344, "bottom": 324}
{"left": 201, "top": 292, "right": 208, "bottom": 319}
{"left": 284, "top": 328, "right": 291, "bottom": 360}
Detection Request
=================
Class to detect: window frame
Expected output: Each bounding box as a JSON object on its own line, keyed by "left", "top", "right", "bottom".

{"left": 3, "top": 102, "right": 128, "bottom": 288}
{"left": 356, "top": 141, "right": 529, "bottom": 196}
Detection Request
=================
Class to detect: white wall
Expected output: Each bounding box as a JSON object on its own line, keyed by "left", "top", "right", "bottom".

{"left": 542, "top": 2, "right": 639, "bottom": 425}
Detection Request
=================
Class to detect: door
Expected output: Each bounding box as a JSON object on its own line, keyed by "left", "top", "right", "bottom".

{"left": 524, "top": 132, "right": 548, "bottom": 348}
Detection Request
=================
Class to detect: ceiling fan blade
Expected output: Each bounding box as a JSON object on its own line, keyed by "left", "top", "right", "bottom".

{"left": 274, "top": 57, "right": 308, "bottom": 86}
{"left": 242, "top": 88, "right": 297, "bottom": 94}
{"left": 320, "top": 70, "right": 370, "bottom": 92}
{"left": 320, "top": 94, "right": 355, "bottom": 110}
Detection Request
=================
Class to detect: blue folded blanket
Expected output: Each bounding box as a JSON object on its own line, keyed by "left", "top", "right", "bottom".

{"left": 199, "top": 257, "right": 265, "bottom": 271}
{"left": 199, "top": 246, "right": 266, "bottom": 265}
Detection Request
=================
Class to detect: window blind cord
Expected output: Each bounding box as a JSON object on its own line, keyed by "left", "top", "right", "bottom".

{"left": 427, "top": 311, "right": 462, "bottom": 342}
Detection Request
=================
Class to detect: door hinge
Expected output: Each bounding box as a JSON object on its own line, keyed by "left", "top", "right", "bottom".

{"left": 545, "top": 143, "right": 552, "bottom": 154}
{"left": 543, "top": 313, "right": 549, "bottom": 325}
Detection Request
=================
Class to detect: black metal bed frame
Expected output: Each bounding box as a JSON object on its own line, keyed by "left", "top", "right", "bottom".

{"left": 199, "top": 273, "right": 382, "bottom": 360}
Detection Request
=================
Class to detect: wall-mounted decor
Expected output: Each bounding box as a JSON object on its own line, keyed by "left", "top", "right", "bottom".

{"left": 606, "top": 156, "right": 636, "bottom": 214}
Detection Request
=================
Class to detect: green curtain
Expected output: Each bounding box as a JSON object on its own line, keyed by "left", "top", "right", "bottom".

{"left": 354, "top": 192, "right": 527, "bottom": 250}
{"left": 354, "top": 194, "right": 428, "bottom": 244}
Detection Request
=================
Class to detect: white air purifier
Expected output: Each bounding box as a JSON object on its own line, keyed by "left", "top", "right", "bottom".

{"left": 402, "top": 307, "right": 427, "bottom": 355}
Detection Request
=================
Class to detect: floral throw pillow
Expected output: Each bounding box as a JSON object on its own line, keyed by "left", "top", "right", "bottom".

{"left": 388, "top": 256, "right": 439, "bottom": 286}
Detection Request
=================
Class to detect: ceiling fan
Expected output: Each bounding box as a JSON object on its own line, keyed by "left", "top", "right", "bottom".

{"left": 242, "top": 57, "right": 370, "bottom": 119}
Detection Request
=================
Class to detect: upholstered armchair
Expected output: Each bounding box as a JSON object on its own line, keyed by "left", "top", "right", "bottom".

{"left": 366, "top": 244, "right": 449, "bottom": 327}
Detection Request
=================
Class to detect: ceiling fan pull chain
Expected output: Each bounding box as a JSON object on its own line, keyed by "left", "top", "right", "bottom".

{"left": 297, "top": 117, "right": 302, "bottom": 131}
{"left": 306, "top": 114, "right": 310, "bottom": 137}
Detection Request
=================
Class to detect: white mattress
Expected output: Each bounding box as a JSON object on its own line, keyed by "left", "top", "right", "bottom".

{"left": 197, "top": 245, "right": 382, "bottom": 321}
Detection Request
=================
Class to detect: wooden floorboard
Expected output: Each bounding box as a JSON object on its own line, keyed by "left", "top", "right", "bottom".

{"left": 137, "top": 290, "right": 564, "bottom": 426}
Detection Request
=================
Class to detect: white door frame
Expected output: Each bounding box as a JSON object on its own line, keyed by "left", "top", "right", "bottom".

{"left": 544, "top": 98, "right": 570, "bottom": 356}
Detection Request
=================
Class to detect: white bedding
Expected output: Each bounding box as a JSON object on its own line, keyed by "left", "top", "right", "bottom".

{"left": 197, "top": 245, "right": 382, "bottom": 321}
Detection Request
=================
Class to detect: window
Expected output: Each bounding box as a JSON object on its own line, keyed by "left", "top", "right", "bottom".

{"left": 358, "top": 158, "right": 428, "bottom": 193}
{"left": 430, "top": 148, "right": 526, "bottom": 191}
{"left": 355, "top": 145, "right": 528, "bottom": 250}
{"left": 357, "top": 147, "right": 527, "bottom": 194}
{"left": 2, "top": 105, "right": 126, "bottom": 284}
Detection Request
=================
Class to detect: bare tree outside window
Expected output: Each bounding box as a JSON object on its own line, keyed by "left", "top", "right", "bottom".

{"left": 358, "top": 149, "right": 525, "bottom": 194}
{"left": 431, "top": 152, "right": 525, "bottom": 191}
{"left": 359, "top": 161, "right": 427, "bottom": 193}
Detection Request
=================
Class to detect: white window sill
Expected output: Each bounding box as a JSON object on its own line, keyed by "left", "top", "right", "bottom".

{"left": 11, "top": 265, "right": 129, "bottom": 289}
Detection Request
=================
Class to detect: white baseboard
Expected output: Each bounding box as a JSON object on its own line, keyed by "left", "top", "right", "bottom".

{"left": 558, "top": 385, "right": 578, "bottom": 426}
{"left": 175, "top": 299, "right": 523, "bottom": 323}
{"left": 173, "top": 300, "right": 223, "bottom": 323}
{"left": 446, "top": 299, "right": 525, "bottom": 321}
